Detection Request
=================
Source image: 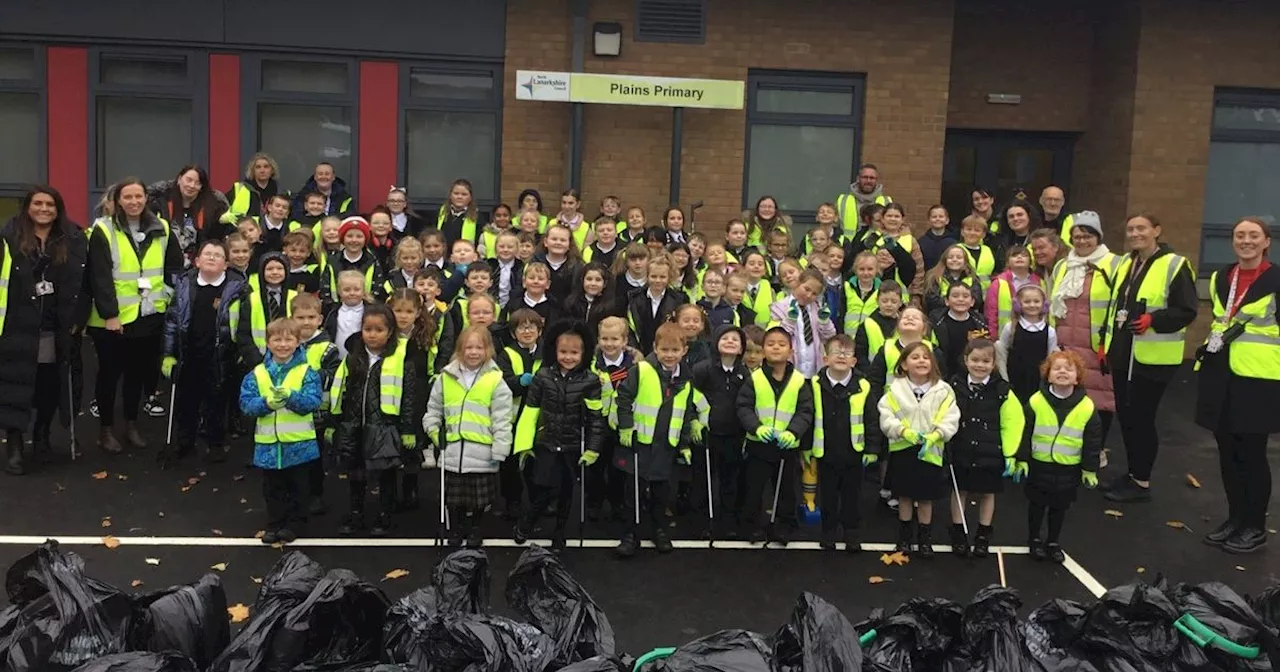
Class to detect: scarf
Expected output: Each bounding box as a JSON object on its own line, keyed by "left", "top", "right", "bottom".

{"left": 1050, "top": 243, "right": 1111, "bottom": 319}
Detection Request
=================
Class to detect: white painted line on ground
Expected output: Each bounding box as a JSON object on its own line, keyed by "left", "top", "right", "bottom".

{"left": 0, "top": 535, "right": 1031, "bottom": 554}
{"left": 1061, "top": 551, "right": 1107, "bottom": 598}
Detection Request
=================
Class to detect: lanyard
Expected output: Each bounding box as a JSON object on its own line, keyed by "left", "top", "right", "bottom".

{"left": 1119, "top": 252, "right": 1149, "bottom": 310}
{"left": 1223, "top": 266, "right": 1243, "bottom": 321}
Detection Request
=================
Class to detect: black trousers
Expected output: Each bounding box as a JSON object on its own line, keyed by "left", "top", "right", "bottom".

{"left": 33, "top": 363, "right": 59, "bottom": 433}
{"left": 586, "top": 433, "right": 625, "bottom": 513}
{"left": 500, "top": 451, "right": 526, "bottom": 512}
{"left": 741, "top": 454, "right": 799, "bottom": 532}
{"left": 690, "top": 433, "right": 746, "bottom": 531}
{"left": 90, "top": 329, "right": 162, "bottom": 426}
{"left": 619, "top": 471, "right": 674, "bottom": 537}
{"left": 263, "top": 462, "right": 311, "bottom": 531}
{"left": 818, "top": 459, "right": 863, "bottom": 534}
{"left": 173, "top": 360, "right": 227, "bottom": 448}
{"left": 526, "top": 457, "right": 575, "bottom": 531}
{"left": 1112, "top": 374, "right": 1169, "bottom": 482}
{"left": 1215, "top": 431, "right": 1272, "bottom": 530}
{"left": 309, "top": 429, "right": 327, "bottom": 499}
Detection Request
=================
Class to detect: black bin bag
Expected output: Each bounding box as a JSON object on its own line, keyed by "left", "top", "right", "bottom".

{"left": 128, "top": 572, "right": 230, "bottom": 669}
{"left": 1078, "top": 582, "right": 1184, "bottom": 672}
{"left": 1169, "top": 581, "right": 1280, "bottom": 672}
{"left": 274, "top": 568, "right": 391, "bottom": 671}
{"left": 70, "top": 651, "right": 198, "bottom": 672}
{"left": 0, "top": 540, "right": 133, "bottom": 672}
{"left": 506, "top": 546, "right": 616, "bottom": 667}
{"left": 1023, "top": 598, "right": 1098, "bottom": 672}
{"left": 207, "top": 550, "right": 326, "bottom": 672}
{"left": 771, "top": 591, "right": 863, "bottom": 671}
{"left": 961, "top": 585, "right": 1037, "bottom": 671}
{"left": 646, "top": 629, "right": 774, "bottom": 672}
{"left": 382, "top": 549, "right": 492, "bottom": 667}
{"left": 861, "top": 597, "right": 964, "bottom": 672}
{"left": 553, "top": 655, "right": 631, "bottom": 672}
{"left": 421, "top": 612, "right": 558, "bottom": 672}
{"left": 1251, "top": 586, "right": 1280, "bottom": 631}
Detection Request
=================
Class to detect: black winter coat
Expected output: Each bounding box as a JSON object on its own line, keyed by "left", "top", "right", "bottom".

{"left": 614, "top": 352, "right": 694, "bottom": 482}
{"left": 335, "top": 333, "right": 420, "bottom": 471}
{"left": 0, "top": 237, "right": 42, "bottom": 430}
{"left": 949, "top": 374, "right": 1021, "bottom": 472}
{"left": 627, "top": 288, "right": 684, "bottom": 353}
{"left": 1102, "top": 244, "right": 1200, "bottom": 383}
{"left": 691, "top": 325, "right": 748, "bottom": 435}
{"left": 86, "top": 212, "right": 184, "bottom": 337}
{"left": 736, "top": 363, "right": 816, "bottom": 462}
{"left": 163, "top": 269, "right": 247, "bottom": 387}
{"left": 1017, "top": 384, "right": 1103, "bottom": 493}
{"left": 1195, "top": 263, "right": 1280, "bottom": 435}
{"left": 523, "top": 322, "right": 605, "bottom": 456}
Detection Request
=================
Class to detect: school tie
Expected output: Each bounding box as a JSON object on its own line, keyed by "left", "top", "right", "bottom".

{"left": 268, "top": 291, "right": 281, "bottom": 319}
{"left": 971, "top": 382, "right": 983, "bottom": 394}
{"left": 749, "top": 286, "right": 758, "bottom": 304}
{"left": 800, "top": 306, "right": 813, "bottom": 346}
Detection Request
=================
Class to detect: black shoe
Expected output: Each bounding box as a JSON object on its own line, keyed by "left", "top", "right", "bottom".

{"left": 896, "top": 520, "right": 913, "bottom": 554}
{"left": 1030, "top": 538, "right": 1047, "bottom": 562}
{"left": 308, "top": 497, "right": 327, "bottom": 516}
{"left": 370, "top": 514, "right": 392, "bottom": 538}
{"left": 277, "top": 528, "right": 297, "bottom": 544}
{"left": 261, "top": 530, "right": 280, "bottom": 545}
{"left": 339, "top": 513, "right": 365, "bottom": 536}
{"left": 972, "top": 525, "right": 992, "bottom": 559}
{"left": 204, "top": 445, "right": 227, "bottom": 463}
{"left": 513, "top": 521, "right": 530, "bottom": 545}
{"left": 1203, "top": 519, "right": 1241, "bottom": 548}
{"left": 843, "top": 531, "right": 861, "bottom": 554}
{"left": 1223, "top": 528, "right": 1268, "bottom": 554}
{"left": 399, "top": 474, "right": 420, "bottom": 512}
{"left": 32, "top": 426, "right": 52, "bottom": 463}
{"left": 1046, "top": 542, "right": 1066, "bottom": 564}
{"left": 917, "top": 524, "right": 935, "bottom": 559}
{"left": 654, "top": 531, "right": 674, "bottom": 554}
{"left": 615, "top": 533, "right": 639, "bottom": 558}
{"left": 466, "top": 524, "right": 484, "bottom": 548}
{"left": 551, "top": 529, "right": 567, "bottom": 552}
{"left": 1104, "top": 478, "right": 1152, "bottom": 503}
{"left": 98, "top": 428, "right": 123, "bottom": 454}
{"left": 124, "top": 422, "right": 147, "bottom": 449}
{"left": 819, "top": 530, "right": 837, "bottom": 551}
{"left": 950, "top": 524, "right": 970, "bottom": 558}
{"left": 1098, "top": 473, "right": 1126, "bottom": 492}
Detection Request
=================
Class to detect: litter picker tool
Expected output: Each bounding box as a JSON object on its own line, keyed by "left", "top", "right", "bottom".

{"left": 632, "top": 443, "right": 641, "bottom": 530}
{"left": 67, "top": 368, "right": 78, "bottom": 461}
{"left": 949, "top": 461, "right": 968, "bottom": 539}
{"left": 767, "top": 458, "right": 786, "bottom": 546}
{"left": 164, "top": 381, "right": 177, "bottom": 449}
{"left": 704, "top": 444, "right": 715, "bottom": 548}
{"left": 579, "top": 434, "right": 587, "bottom": 548}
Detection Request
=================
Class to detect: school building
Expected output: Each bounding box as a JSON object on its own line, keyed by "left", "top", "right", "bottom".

{"left": 2, "top": 0, "right": 1278, "bottom": 287}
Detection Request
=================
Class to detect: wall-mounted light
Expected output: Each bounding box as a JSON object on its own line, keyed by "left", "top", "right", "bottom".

{"left": 593, "top": 22, "right": 623, "bottom": 57}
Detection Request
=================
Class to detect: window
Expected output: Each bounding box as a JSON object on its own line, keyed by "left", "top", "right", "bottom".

{"left": 401, "top": 65, "right": 502, "bottom": 205}
{"left": 744, "top": 71, "right": 864, "bottom": 228}
{"left": 92, "top": 51, "right": 205, "bottom": 188}
{"left": 0, "top": 46, "right": 43, "bottom": 191}
{"left": 248, "top": 58, "right": 355, "bottom": 193}
{"left": 1201, "top": 89, "right": 1280, "bottom": 275}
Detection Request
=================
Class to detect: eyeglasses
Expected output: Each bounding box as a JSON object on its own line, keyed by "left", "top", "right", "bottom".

{"left": 828, "top": 350, "right": 854, "bottom": 357}
{"left": 515, "top": 323, "right": 539, "bottom": 332}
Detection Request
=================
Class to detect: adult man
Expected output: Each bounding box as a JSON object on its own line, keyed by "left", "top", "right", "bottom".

{"left": 1040, "top": 186, "right": 1074, "bottom": 244}
{"left": 290, "top": 162, "right": 355, "bottom": 220}
{"left": 836, "top": 163, "right": 893, "bottom": 237}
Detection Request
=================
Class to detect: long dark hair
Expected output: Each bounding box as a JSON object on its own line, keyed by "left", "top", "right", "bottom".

{"left": 665, "top": 242, "right": 698, "bottom": 293}
{"left": 566, "top": 261, "right": 616, "bottom": 318}
{"left": 14, "top": 185, "right": 72, "bottom": 264}
{"left": 111, "top": 177, "right": 159, "bottom": 230}
{"left": 345, "top": 303, "right": 399, "bottom": 383}
{"left": 167, "top": 164, "right": 220, "bottom": 230}
{"left": 389, "top": 288, "right": 437, "bottom": 352}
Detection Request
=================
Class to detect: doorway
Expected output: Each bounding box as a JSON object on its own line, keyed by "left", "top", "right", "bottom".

{"left": 941, "top": 130, "right": 1076, "bottom": 223}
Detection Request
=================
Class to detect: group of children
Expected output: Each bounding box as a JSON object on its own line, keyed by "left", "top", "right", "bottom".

{"left": 159, "top": 180, "right": 1098, "bottom": 562}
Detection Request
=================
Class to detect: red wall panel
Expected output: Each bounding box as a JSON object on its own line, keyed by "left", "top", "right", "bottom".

{"left": 357, "top": 60, "right": 398, "bottom": 213}
{"left": 46, "top": 47, "right": 89, "bottom": 223}
{"left": 208, "top": 53, "right": 241, "bottom": 193}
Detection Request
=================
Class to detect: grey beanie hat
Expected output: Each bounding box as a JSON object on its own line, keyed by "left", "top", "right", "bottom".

{"left": 1073, "top": 210, "right": 1103, "bottom": 241}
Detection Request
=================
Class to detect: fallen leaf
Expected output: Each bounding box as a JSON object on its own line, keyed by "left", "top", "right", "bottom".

{"left": 157, "top": 512, "right": 165, "bottom": 517}
{"left": 227, "top": 604, "right": 251, "bottom": 623}
{"left": 117, "top": 474, "right": 129, "bottom": 481}
{"left": 131, "top": 579, "right": 144, "bottom": 588}
{"left": 212, "top": 488, "right": 219, "bottom": 493}
{"left": 271, "top": 542, "right": 284, "bottom": 549}
{"left": 1166, "top": 520, "right": 1194, "bottom": 533}
{"left": 180, "top": 486, "right": 191, "bottom": 493}
{"left": 868, "top": 576, "right": 892, "bottom": 584}
{"left": 1235, "top": 565, "right": 1246, "bottom": 571}
{"left": 198, "top": 471, "right": 207, "bottom": 478}
{"left": 1104, "top": 509, "right": 1124, "bottom": 518}
{"left": 145, "top": 558, "right": 160, "bottom": 566}
{"left": 1136, "top": 567, "right": 1146, "bottom": 574}
{"left": 92, "top": 470, "right": 108, "bottom": 480}
{"left": 240, "top": 498, "right": 249, "bottom": 504}
{"left": 879, "top": 552, "right": 910, "bottom": 567}
{"left": 1185, "top": 473, "right": 1202, "bottom": 489}
{"left": 210, "top": 562, "right": 228, "bottom": 572}
{"left": 102, "top": 535, "right": 121, "bottom": 549}
{"left": 383, "top": 569, "right": 411, "bottom": 581}
{"left": 187, "top": 477, "right": 201, "bottom": 485}
{"left": 100, "top": 517, "right": 112, "bottom": 528}
{"left": 1269, "top": 529, "right": 1277, "bottom": 535}
{"left": 338, "top": 473, "right": 348, "bottom": 480}
{"left": 233, "top": 474, "right": 245, "bottom": 482}
{"left": 251, "top": 576, "right": 263, "bottom": 584}
{"left": 254, "top": 530, "right": 266, "bottom": 539}
{"left": 211, "top": 529, "right": 224, "bottom": 536}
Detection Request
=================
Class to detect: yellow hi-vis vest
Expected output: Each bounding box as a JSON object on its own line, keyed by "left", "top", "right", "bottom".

{"left": 750, "top": 368, "right": 806, "bottom": 434}
{"left": 882, "top": 338, "right": 933, "bottom": 381}
{"left": 437, "top": 206, "right": 477, "bottom": 243}
{"left": 505, "top": 345, "right": 542, "bottom": 420}
{"left": 1055, "top": 213, "right": 1077, "bottom": 245}
{"left": 480, "top": 227, "right": 508, "bottom": 260}
{"left": 86, "top": 217, "right": 172, "bottom": 327}
{"left": 743, "top": 281, "right": 775, "bottom": 327}
{"left": 882, "top": 389, "right": 954, "bottom": 465}
{"left": 1201, "top": 268, "right": 1280, "bottom": 379}
{"left": 245, "top": 276, "right": 297, "bottom": 354}
{"left": 324, "top": 262, "right": 378, "bottom": 301}
{"left": 1104, "top": 253, "right": 1191, "bottom": 366}
{"left": 810, "top": 377, "right": 869, "bottom": 458}
{"left": 869, "top": 233, "right": 916, "bottom": 288}
{"left": 963, "top": 244, "right": 996, "bottom": 286}
{"left": 442, "top": 370, "right": 503, "bottom": 444}
{"left": 1027, "top": 392, "right": 1094, "bottom": 466}
{"left": 993, "top": 274, "right": 1047, "bottom": 339}
{"left": 227, "top": 182, "right": 254, "bottom": 220}
{"left": 252, "top": 363, "right": 316, "bottom": 447}
{"left": 631, "top": 361, "right": 693, "bottom": 446}
{"left": 836, "top": 192, "right": 891, "bottom": 238}
{"left": 305, "top": 340, "right": 334, "bottom": 408}
{"left": 843, "top": 280, "right": 878, "bottom": 334}
{"left": 1050, "top": 254, "right": 1120, "bottom": 351}
{"left": 0, "top": 239, "right": 10, "bottom": 336}
{"left": 329, "top": 345, "right": 407, "bottom": 415}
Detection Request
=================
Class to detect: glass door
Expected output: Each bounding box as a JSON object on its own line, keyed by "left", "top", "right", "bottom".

{"left": 941, "top": 130, "right": 1076, "bottom": 222}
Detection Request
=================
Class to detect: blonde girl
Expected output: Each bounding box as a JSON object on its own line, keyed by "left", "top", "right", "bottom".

{"left": 924, "top": 244, "right": 984, "bottom": 318}
{"left": 621, "top": 206, "right": 647, "bottom": 243}
{"left": 613, "top": 242, "right": 650, "bottom": 306}
{"left": 387, "top": 237, "right": 425, "bottom": 291}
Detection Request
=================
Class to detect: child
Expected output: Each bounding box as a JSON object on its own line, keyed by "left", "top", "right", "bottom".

{"left": 627, "top": 253, "right": 684, "bottom": 353}
{"left": 506, "top": 261, "right": 562, "bottom": 327}
{"left": 774, "top": 258, "right": 804, "bottom": 303}
{"left": 918, "top": 205, "right": 957, "bottom": 272}
{"left": 614, "top": 322, "right": 696, "bottom": 556}
{"left": 479, "top": 203, "right": 513, "bottom": 261}
{"left": 367, "top": 205, "right": 399, "bottom": 270}
{"left": 591, "top": 316, "right": 636, "bottom": 521}
{"left": 516, "top": 232, "right": 538, "bottom": 263}
{"left": 662, "top": 206, "right": 688, "bottom": 244}
{"left": 385, "top": 237, "right": 425, "bottom": 292}
{"left": 555, "top": 189, "right": 591, "bottom": 251}
{"left": 258, "top": 193, "right": 300, "bottom": 254}
{"left": 769, "top": 269, "right": 836, "bottom": 378}
{"left": 496, "top": 308, "right": 544, "bottom": 518}
{"left": 513, "top": 321, "right": 606, "bottom": 550}
{"left": 297, "top": 191, "right": 328, "bottom": 231}
{"left": 487, "top": 230, "right": 524, "bottom": 307}
{"left": 808, "top": 334, "right": 882, "bottom": 552}
{"left": 620, "top": 206, "right": 647, "bottom": 245}
{"left": 326, "top": 270, "right": 367, "bottom": 359}
{"left": 517, "top": 189, "right": 550, "bottom": 234}
{"left": 667, "top": 242, "right": 699, "bottom": 302}
{"left": 691, "top": 324, "right": 749, "bottom": 538}
{"left": 226, "top": 232, "right": 252, "bottom": 277}
{"left": 449, "top": 240, "right": 481, "bottom": 298}
{"left": 877, "top": 342, "right": 960, "bottom": 557}
{"left": 854, "top": 280, "right": 903, "bottom": 373}
{"left": 424, "top": 324, "right": 514, "bottom": 547}
{"left": 240, "top": 317, "right": 324, "bottom": 544}
{"left": 996, "top": 284, "right": 1057, "bottom": 402}
{"left": 737, "top": 326, "right": 815, "bottom": 545}
{"left": 742, "top": 324, "right": 765, "bottom": 370}
{"left": 293, "top": 293, "right": 341, "bottom": 516}
{"left": 739, "top": 250, "right": 776, "bottom": 327}
{"left": 599, "top": 195, "right": 623, "bottom": 223}
{"left": 236, "top": 253, "right": 294, "bottom": 370}
{"left": 538, "top": 223, "right": 583, "bottom": 302}
{"left": 801, "top": 225, "right": 833, "bottom": 262}
{"left": 613, "top": 242, "right": 649, "bottom": 307}
{"left": 390, "top": 289, "right": 435, "bottom": 512}
{"left": 871, "top": 203, "right": 925, "bottom": 302}
{"left": 948, "top": 338, "right": 1025, "bottom": 558}
{"left": 332, "top": 304, "right": 421, "bottom": 537}
{"left": 724, "top": 271, "right": 757, "bottom": 328}
{"left": 702, "top": 242, "right": 730, "bottom": 278}
{"left": 282, "top": 230, "right": 320, "bottom": 294}
{"left": 687, "top": 232, "right": 707, "bottom": 271}
{"left": 565, "top": 262, "right": 616, "bottom": 327}
{"left": 161, "top": 239, "right": 247, "bottom": 467}
{"left": 802, "top": 203, "right": 842, "bottom": 256}
{"left": 1014, "top": 350, "right": 1102, "bottom": 563}
{"left": 414, "top": 267, "right": 455, "bottom": 372}
{"left": 437, "top": 178, "right": 478, "bottom": 248}
{"left": 824, "top": 245, "right": 847, "bottom": 295}
{"left": 674, "top": 303, "right": 711, "bottom": 368}
{"left": 931, "top": 283, "right": 988, "bottom": 378}
{"left": 724, "top": 219, "right": 751, "bottom": 265}
{"left": 924, "top": 244, "right": 985, "bottom": 320}
{"left": 314, "top": 215, "right": 342, "bottom": 268}
{"left": 448, "top": 265, "right": 494, "bottom": 331}
{"left": 236, "top": 215, "right": 264, "bottom": 271}
{"left": 698, "top": 270, "right": 736, "bottom": 330}
{"left": 844, "top": 251, "right": 880, "bottom": 336}
{"left": 959, "top": 215, "right": 997, "bottom": 287}
{"left": 765, "top": 228, "right": 792, "bottom": 291}
{"left": 583, "top": 216, "right": 621, "bottom": 269}
{"left": 324, "top": 216, "right": 385, "bottom": 306}
{"left": 866, "top": 305, "right": 932, "bottom": 392}
{"left": 984, "top": 245, "right": 1044, "bottom": 338}
{"left": 516, "top": 210, "right": 544, "bottom": 246}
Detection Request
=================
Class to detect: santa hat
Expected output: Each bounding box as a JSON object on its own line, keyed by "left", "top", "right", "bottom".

{"left": 338, "top": 216, "right": 371, "bottom": 241}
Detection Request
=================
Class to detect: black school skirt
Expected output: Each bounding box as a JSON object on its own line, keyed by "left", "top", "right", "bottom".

{"left": 887, "top": 449, "right": 948, "bottom": 501}
{"left": 952, "top": 463, "right": 1004, "bottom": 494}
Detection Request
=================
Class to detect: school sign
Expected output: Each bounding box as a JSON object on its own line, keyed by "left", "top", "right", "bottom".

{"left": 516, "top": 70, "right": 744, "bottom": 110}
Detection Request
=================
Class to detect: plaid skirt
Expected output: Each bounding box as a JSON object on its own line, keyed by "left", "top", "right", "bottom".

{"left": 444, "top": 471, "right": 498, "bottom": 509}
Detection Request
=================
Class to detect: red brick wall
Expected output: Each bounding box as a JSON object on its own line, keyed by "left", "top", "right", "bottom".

{"left": 501, "top": 0, "right": 573, "bottom": 208}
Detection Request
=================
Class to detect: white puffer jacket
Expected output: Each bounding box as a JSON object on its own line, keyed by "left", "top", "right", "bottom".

{"left": 422, "top": 359, "right": 514, "bottom": 474}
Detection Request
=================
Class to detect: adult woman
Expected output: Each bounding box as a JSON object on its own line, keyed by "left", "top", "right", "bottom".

{"left": 1029, "top": 227, "right": 1067, "bottom": 280}
{"left": 386, "top": 186, "right": 427, "bottom": 239}
{"left": 1195, "top": 217, "right": 1277, "bottom": 554}
{"left": 971, "top": 187, "right": 999, "bottom": 233}
{"left": 741, "top": 196, "right": 791, "bottom": 249}
{"left": 1048, "top": 211, "right": 1122, "bottom": 467}
{"left": 224, "top": 152, "right": 281, "bottom": 221}
{"left": 1100, "top": 214, "right": 1197, "bottom": 503}
{"left": 147, "top": 164, "right": 232, "bottom": 261}
{"left": 991, "top": 201, "right": 1041, "bottom": 269}
{"left": 87, "top": 178, "right": 183, "bottom": 453}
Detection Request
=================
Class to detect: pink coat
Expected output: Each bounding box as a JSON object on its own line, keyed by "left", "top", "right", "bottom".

{"left": 984, "top": 269, "right": 1045, "bottom": 338}
{"left": 1053, "top": 272, "right": 1115, "bottom": 411}
{"left": 770, "top": 298, "right": 836, "bottom": 377}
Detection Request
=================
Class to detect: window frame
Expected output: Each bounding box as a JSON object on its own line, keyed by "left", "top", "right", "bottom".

{"left": 397, "top": 61, "right": 503, "bottom": 221}
{"left": 0, "top": 43, "right": 47, "bottom": 196}
{"left": 1200, "top": 88, "right": 1280, "bottom": 277}
{"left": 240, "top": 54, "right": 360, "bottom": 197}
{"left": 742, "top": 70, "right": 865, "bottom": 225}
{"left": 88, "top": 47, "right": 207, "bottom": 192}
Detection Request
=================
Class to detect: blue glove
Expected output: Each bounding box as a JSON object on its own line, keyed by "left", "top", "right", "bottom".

{"left": 777, "top": 431, "right": 799, "bottom": 450}
{"left": 818, "top": 303, "right": 832, "bottom": 322}
{"left": 1011, "top": 461, "right": 1029, "bottom": 484}
{"left": 519, "top": 372, "right": 533, "bottom": 386}
{"left": 787, "top": 300, "right": 799, "bottom": 320}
